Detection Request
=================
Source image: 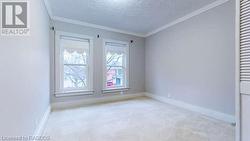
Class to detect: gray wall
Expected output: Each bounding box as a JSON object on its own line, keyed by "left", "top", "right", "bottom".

{"left": 0, "top": 0, "right": 50, "bottom": 136}
{"left": 145, "top": 0, "right": 235, "bottom": 115}
{"left": 51, "top": 21, "right": 145, "bottom": 103}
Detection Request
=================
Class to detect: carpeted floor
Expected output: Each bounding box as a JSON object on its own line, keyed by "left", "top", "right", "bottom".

{"left": 43, "top": 97, "right": 234, "bottom": 141}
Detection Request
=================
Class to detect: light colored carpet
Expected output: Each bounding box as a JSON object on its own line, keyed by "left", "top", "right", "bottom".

{"left": 43, "top": 97, "right": 234, "bottom": 141}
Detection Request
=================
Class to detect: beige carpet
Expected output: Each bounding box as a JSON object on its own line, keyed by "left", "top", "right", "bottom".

{"left": 43, "top": 97, "right": 234, "bottom": 141}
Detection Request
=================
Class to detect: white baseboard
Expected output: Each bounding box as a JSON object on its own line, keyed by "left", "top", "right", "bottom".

{"left": 33, "top": 106, "right": 51, "bottom": 138}
{"left": 145, "top": 93, "right": 235, "bottom": 124}
{"left": 52, "top": 93, "right": 145, "bottom": 111}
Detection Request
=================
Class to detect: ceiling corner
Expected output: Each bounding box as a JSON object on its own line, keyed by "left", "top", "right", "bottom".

{"left": 43, "top": 0, "right": 53, "bottom": 18}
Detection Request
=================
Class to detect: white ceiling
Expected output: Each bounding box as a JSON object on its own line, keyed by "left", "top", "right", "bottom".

{"left": 47, "top": 0, "right": 218, "bottom": 36}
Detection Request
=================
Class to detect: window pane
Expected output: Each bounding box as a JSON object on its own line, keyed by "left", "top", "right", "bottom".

{"left": 106, "top": 52, "right": 124, "bottom": 66}
{"left": 64, "top": 65, "right": 88, "bottom": 89}
{"left": 106, "top": 66, "right": 125, "bottom": 88}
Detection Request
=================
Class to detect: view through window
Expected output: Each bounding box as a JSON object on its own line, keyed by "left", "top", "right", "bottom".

{"left": 104, "top": 41, "right": 129, "bottom": 89}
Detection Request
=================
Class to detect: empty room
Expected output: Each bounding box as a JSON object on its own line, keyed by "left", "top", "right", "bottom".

{"left": 0, "top": 0, "right": 249, "bottom": 141}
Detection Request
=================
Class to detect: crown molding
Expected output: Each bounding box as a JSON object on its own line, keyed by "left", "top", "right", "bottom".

{"left": 43, "top": 0, "right": 53, "bottom": 18}
{"left": 43, "top": 0, "right": 229, "bottom": 38}
{"left": 42, "top": 0, "right": 146, "bottom": 38}
{"left": 145, "top": 0, "right": 230, "bottom": 37}
{"left": 52, "top": 16, "right": 146, "bottom": 38}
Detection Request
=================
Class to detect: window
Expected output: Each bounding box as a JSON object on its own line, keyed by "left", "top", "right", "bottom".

{"left": 103, "top": 40, "right": 129, "bottom": 91}
{"left": 55, "top": 31, "right": 93, "bottom": 96}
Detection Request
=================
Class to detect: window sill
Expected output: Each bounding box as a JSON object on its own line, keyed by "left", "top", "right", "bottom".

{"left": 55, "top": 90, "right": 94, "bottom": 97}
{"left": 102, "top": 88, "right": 129, "bottom": 94}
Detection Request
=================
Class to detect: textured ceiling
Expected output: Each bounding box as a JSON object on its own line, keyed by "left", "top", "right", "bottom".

{"left": 49, "top": 0, "right": 218, "bottom": 35}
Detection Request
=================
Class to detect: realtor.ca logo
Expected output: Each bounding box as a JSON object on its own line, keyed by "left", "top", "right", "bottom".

{"left": 1, "top": 1, "right": 30, "bottom": 36}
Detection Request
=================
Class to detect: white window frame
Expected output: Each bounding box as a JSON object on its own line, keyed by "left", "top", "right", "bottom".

{"left": 55, "top": 31, "right": 94, "bottom": 97}
{"left": 102, "top": 39, "right": 130, "bottom": 93}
